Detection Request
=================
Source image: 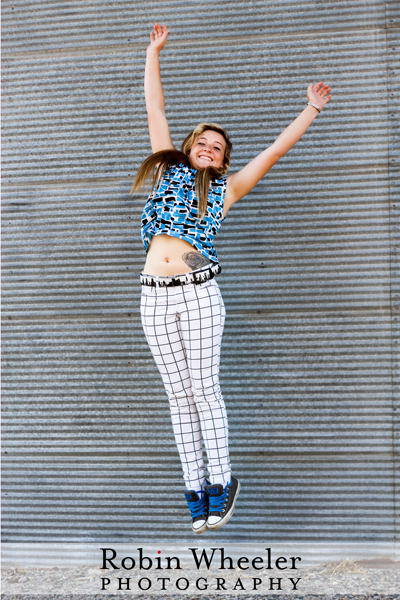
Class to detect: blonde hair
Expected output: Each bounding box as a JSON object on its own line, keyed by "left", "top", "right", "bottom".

{"left": 129, "top": 123, "right": 232, "bottom": 220}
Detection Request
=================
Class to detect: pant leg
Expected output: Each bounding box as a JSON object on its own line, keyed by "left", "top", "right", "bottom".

{"left": 140, "top": 284, "right": 206, "bottom": 491}
{"left": 177, "top": 278, "right": 231, "bottom": 487}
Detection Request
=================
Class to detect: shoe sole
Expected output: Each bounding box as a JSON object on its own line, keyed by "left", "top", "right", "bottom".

{"left": 192, "top": 521, "right": 208, "bottom": 534}
{"left": 207, "top": 480, "right": 241, "bottom": 530}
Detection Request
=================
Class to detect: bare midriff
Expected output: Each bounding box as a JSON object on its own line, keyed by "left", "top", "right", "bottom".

{"left": 143, "top": 234, "right": 212, "bottom": 276}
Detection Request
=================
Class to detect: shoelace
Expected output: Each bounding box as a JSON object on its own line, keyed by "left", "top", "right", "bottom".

{"left": 208, "top": 486, "right": 229, "bottom": 512}
{"left": 186, "top": 493, "right": 207, "bottom": 518}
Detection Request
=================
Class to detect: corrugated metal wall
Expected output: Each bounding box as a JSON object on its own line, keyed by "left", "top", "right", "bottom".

{"left": 2, "top": 0, "right": 399, "bottom": 544}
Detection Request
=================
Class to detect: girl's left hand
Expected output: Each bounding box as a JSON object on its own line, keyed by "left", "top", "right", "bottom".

{"left": 307, "top": 81, "right": 332, "bottom": 111}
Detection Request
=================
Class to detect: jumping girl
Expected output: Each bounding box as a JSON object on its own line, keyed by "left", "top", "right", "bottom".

{"left": 130, "top": 23, "right": 332, "bottom": 534}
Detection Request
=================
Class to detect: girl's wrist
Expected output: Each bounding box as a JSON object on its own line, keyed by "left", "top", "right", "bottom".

{"left": 307, "top": 102, "right": 322, "bottom": 114}
{"left": 147, "top": 46, "right": 161, "bottom": 57}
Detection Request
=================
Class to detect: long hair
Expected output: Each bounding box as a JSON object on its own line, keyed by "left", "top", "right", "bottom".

{"left": 129, "top": 123, "right": 232, "bottom": 220}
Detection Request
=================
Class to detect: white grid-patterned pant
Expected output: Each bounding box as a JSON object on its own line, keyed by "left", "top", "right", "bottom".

{"left": 140, "top": 277, "right": 231, "bottom": 491}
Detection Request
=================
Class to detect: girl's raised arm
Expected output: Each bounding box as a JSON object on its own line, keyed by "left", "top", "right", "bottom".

{"left": 145, "top": 23, "right": 175, "bottom": 153}
{"left": 224, "top": 82, "right": 332, "bottom": 214}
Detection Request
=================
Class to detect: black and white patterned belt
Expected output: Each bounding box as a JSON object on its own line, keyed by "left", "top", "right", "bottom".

{"left": 140, "top": 262, "right": 221, "bottom": 287}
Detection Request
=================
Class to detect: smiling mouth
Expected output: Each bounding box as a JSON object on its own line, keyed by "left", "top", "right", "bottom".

{"left": 198, "top": 155, "right": 212, "bottom": 161}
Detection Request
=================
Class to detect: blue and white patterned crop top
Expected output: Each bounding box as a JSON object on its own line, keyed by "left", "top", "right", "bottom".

{"left": 141, "top": 163, "right": 227, "bottom": 265}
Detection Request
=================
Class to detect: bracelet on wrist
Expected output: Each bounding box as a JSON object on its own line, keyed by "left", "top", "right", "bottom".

{"left": 307, "top": 102, "right": 321, "bottom": 113}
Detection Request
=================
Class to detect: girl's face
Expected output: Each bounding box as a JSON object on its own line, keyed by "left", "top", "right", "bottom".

{"left": 188, "top": 130, "right": 226, "bottom": 170}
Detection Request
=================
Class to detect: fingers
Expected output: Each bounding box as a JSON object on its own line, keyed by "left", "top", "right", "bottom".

{"left": 152, "top": 22, "right": 168, "bottom": 38}
{"left": 307, "top": 80, "right": 333, "bottom": 107}
{"left": 152, "top": 22, "right": 159, "bottom": 38}
{"left": 321, "top": 86, "right": 331, "bottom": 98}
{"left": 318, "top": 86, "right": 330, "bottom": 98}
{"left": 312, "top": 81, "right": 332, "bottom": 97}
{"left": 149, "top": 23, "right": 168, "bottom": 47}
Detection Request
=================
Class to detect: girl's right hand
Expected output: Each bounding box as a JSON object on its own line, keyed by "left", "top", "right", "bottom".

{"left": 148, "top": 23, "right": 169, "bottom": 53}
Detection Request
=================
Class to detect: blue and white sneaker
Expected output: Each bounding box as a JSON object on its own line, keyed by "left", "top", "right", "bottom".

{"left": 204, "top": 476, "right": 240, "bottom": 530}
{"left": 184, "top": 489, "right": 208, "bottom": 534}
